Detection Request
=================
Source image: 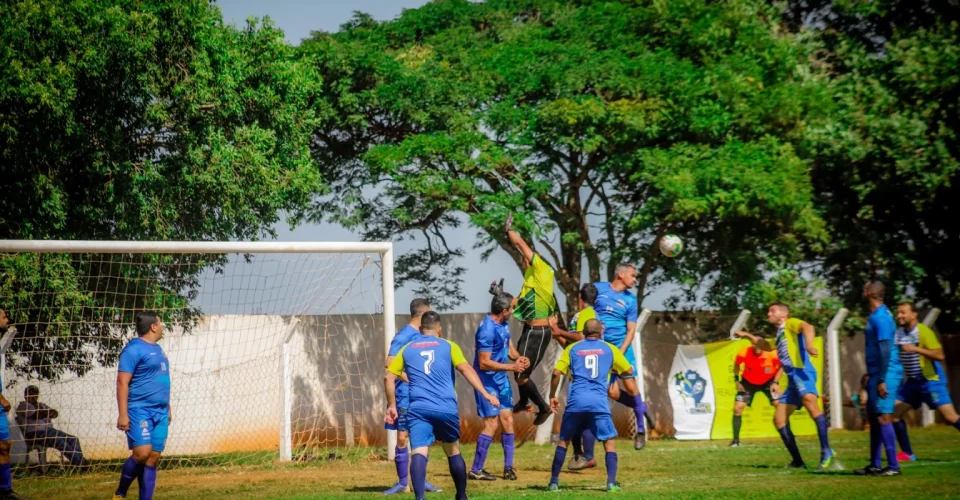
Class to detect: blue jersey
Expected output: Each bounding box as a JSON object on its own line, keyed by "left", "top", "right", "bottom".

{"left": 865, "top": 305, "right": 901, "bottom": 377}
{"left": 118, "top": 337, "right": 171, "bottom": 409}
{"left": 388, "top": 324, "right": 421, "bottom": 406}
{"left": 473, "top": 315, "right": 512, "bottom": 388}
{"left": 555, "top": 338, "right": 633, "bottom": 413}
{"left": 388, "top": 334, "right": 468, "bottom": 414}
{"left": 593, "top": 282, "right": 638, "bottom": 345}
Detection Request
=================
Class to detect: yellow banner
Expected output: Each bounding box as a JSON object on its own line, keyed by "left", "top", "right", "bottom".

{"left": 706, "top": 337, "right": 824, "bottom": 440}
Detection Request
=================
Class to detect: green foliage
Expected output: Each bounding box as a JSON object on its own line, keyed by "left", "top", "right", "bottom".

{"left": 307, "top": 0, "right": 830, "bottom": 310}
{"left": 0, "top": 0, "right": 324, "bottom": 379}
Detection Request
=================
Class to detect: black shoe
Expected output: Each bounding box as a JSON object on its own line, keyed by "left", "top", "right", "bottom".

{"left": 503, "top": 467, "right": 517, "bottom": 480}
{"left": 853, "top": 465, "right": 883, "bottom": 476}
{"left": 0, "top": 491, "right": 26, "bottom": 500}
{"left": 728, "top": 440, "right": 741, "bottom": 447}
{"left": 785, "top": 461, "right": 806, "bottom": 469}
{"left": 514, "top": 402, "right": 532, "bottom": 414}
{"left": 533, "top": 409, "right": 551, "bottom": 426}
{"left": 876, "top": 466, "right": 902, "bottom": 476}
{"left": 468, "top": 469, "right": 497, "bottom": 481}
{"left": 634, "top": 432, "right": 647, "bottom": 450}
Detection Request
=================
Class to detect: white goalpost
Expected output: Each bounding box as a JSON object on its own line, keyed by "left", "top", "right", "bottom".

{"left": 0, "top": 240, "right": 395, "bottom": 470}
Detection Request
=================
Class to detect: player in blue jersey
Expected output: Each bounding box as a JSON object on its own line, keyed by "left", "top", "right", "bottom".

{"left": 594, "top": 263, "right": 648, "bottom": 450}
{"left": 0, "top": 308, "right": 22, "bottom": 500}
{"left": 546, "top": 319, "right": 637, "bottom": 492}
{"left": 854, "top": 281, "right": 904, "bottom": 476}
{"left": 736, "top": 302, "right": 833, "bottom": 469}
{"left": 890, "top": 301, "right": 960, "bottom": 462}
{"left": 113, "top": 311, "right": 173, "bottom": 500}
{"left": 383, "top": 298, "right": 442, "bottom": 495}
{"left": 385, "top": 312, "right": 500, "bottom": 500}
{"left": 469, "top": 292, "right": 529, "bottom": 481}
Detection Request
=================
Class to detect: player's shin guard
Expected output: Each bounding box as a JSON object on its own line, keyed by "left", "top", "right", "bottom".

{"left": 605, "top": 452, "right": 618, "bottom": 485}
{"left": 115, "top": 456, "right": 141, "bottom": 497}
{"left": 880, "top": 422, "right": 899, "bottom": 469}
{"left": 395, "top": 446, "right": 410, "bottom": 486}
{"left": 411, "top": 454, "right": 428, "bottom": 500}
{"left": 471, "top": 434, "right": 493, "bottom": 472}
{"left": 550, "top": 446, "right": 567, "bottom": 485}
{"left": 733, "top": 415, "right": 742, "bottom": 442}
{"left": 502, "top": 433, "right": 515, "bottom": 469}
{"left": 582, "top": 429, "right": 596, "bottom": 461}
{"left": 893, "top": 420, "right": 912, "bottom": 456}
{"left": 0, "top": 463, "right": 11, "bottom": 493}
{"left": 777, "top": 425, "right": 802, "bottom": 464}
{"left": 814, "top": 414, "right": 831, "bottom": 458}
{"left": 447, "top": 454, "right": 468, "bottom": 500}
{"left": 140, "top": 464, "right": 157, "bottom": 500}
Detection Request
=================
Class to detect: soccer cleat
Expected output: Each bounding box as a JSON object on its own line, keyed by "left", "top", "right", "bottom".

{"left": 784, "top": 461, "right": 806, "bottom": 469}
{"left": 382, "top": 482, "right": 410, "bottom": 495}
{"left": 876, "top": 466, "right": 902, "bottom": 476}
{"left": 423, "top": 480, "right": 442, "bottom": 493}
{"left": 547, "top": 483, "right": 560, "bottom": 492}
{"left": 634, "top": 432, "right": 646, "bottom": 450}
{"left": 607, "top": 482, "right": 622, "bottom": 493}
{"left": 568, "top": 456, "right": 596, "bottom": 471}
{"left": 533, "top": 409, "right": 551, "bottom": 426}
{"left": 728, "top": 440, "right": 741, "bottom": 447}
{"left": 468, "top": 469, "right": 497, "bottom": 481}
{"left": 853, "top": 465, "right": 883, "bottom": 476}
{"left": 503, "top": 467, "right": 518, "bottom": 480}
{"left": 896, "top": 451, "right": 916, "bottom": 462}
{"left": 818, "top": 450, "right": 835, "bottom": 470}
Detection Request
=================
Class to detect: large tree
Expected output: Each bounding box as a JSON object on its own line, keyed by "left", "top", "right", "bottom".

{"left": 0, "top": 0, "right": 324, "bottom": 379}
{"left": 306, "top": 0, "right": 829, "bottom": 311}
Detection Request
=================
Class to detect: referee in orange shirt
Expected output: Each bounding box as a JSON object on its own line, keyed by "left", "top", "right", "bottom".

{"left": 730, "top": 342, "right": 782, "bottom": 447}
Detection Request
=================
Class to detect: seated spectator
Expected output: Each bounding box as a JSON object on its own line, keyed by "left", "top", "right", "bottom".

{"left": 15, "top": 386, "right": 86, "bottom": 466}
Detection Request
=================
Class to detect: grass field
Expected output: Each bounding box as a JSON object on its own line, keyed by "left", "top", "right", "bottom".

{"left": 19, "top": 427, "right": 960, "bottom": 499}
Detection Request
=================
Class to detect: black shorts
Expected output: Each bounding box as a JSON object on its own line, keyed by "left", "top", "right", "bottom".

{"left": 735, "top": 380, "right": 776, "bottom": 407}
{"left": 515, "top": 324, "right": 552, "bottom": 380}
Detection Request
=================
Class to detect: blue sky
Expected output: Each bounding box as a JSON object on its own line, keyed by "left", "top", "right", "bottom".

{"left": 214, "top": 0, "right": 673, "bottom": 313}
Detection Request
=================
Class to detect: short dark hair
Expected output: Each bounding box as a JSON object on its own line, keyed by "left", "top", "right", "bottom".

{"left": 410, "top": 298, "right": 431, "bottom": 318}
{"left": 491, "top": 292, "right": 514, "bottom": 315}
{"left": 579, "top": 283, "right": 598, "bottom": 306}
{"left": 25, "top": 385, "right": 39, "bottom": 397}
{"left": 864, "top": 280, "right": 886, "bottom": 300}
{"left": 420, "top": 311, "right": 441, "bottom": 333}
{"left": 898, "top": 301, "right": 917, "bottom": 313}
{"left": 583, "top": 319, "right": 603, "bottom": 338}
{"left": 135, "top": 311, "right": 160, "bottom": 336}
{"left": 769, "top": 302, "right": 790, "bottom": 314}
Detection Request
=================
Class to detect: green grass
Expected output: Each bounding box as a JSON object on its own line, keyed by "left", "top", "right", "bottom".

{"left": 17, "top": 426, "right": 960, "bottom": 499}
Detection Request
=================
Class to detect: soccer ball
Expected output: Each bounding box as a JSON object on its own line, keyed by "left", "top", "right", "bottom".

{"left": 659, "top": 234, "right": 683, "bottom": 257}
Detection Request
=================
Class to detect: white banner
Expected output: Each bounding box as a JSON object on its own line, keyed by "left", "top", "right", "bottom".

{"left": 669, "top": 344, "right": 715, "bottom": 440}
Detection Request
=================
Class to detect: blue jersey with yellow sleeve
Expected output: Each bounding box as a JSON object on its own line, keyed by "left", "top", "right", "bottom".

{"left": 555, "top": 337, "right": 633, "bottom": 413}
{"left": 388, "top": 334, "right": 468, "bottom": 414}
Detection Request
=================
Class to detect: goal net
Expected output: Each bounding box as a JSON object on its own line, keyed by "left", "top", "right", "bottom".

{"left": 0, "top": 241, "right": 394, "bottom": 473}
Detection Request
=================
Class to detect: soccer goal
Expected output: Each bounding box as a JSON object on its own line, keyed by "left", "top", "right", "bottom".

{"left": 0, "top": 240, "right": 398, "bottom": 472}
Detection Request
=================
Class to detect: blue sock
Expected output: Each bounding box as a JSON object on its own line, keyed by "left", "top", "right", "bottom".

{"left": 140, "top": 464, "right": 157, "bottom": 500}
{"left": 605, "top": 451, "right": 618, "bottom": 485}
{"left": 893, "top": 420, "right": 912, "bottom": 456}
{"left": 0, "top": 463, "right": 11, "bottom": 493}
{"left": 634, "top": 394, "right": 646, "bottom": 432}
{"left": 550, "top": 446, "right": 567, "bottom": 485}
{"left": 395, "top": 446, "right": 409, "bottom": 486}
{"left": 447, "top": 453, "right": 467, "bottom": 500}
{"left": 471, "top": 434, "right": 492, "bottom": 472}
{"left": 115, "top": 456, "right": 140, "bottom": 497}
{"left": 814, "top": 414, "right": 831, "bottom": 458}
{"left": 777, "top": 425, "right": 802, "bottom": 464}
{"left": 582, "top": 429, "right": 596, "bottom": 461}
{"left": 880, "top": 422, "right": 899, "bottom": 470}
{"left": 869, "top": 416, "right": 882, "bottom": 468}
{"left": 502, "top": 433, "right": 515, "bottom": 469}
{"left": 411, "top": 454, "right": 427, "bottom": 500}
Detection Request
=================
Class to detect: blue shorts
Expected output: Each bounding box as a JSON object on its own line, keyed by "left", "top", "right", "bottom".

{"left": 475, "top": 382, "right": 513, "bottom": 418}
{"left": 126, "top": 406, "right": 170, "bottom": 452}
{"left": 384, "top": 406, "right": 410, "bottom": 432}
{"left": 559, "top": 412, "right": 618, "bottom": 442}
{"left": 0, "top": 411, "right": 8, "bottom": 441}
{"left": 608, "top": 344, "right": 638, "bottom": 382}
{"left": 407, "top": 408, "right": 460, "bottom": 449}
{"left": 898, "top": 377, "right": 953, "bottom": 410}
{"left": 867, "top": 373, "right": 903, "bottom": 415}
{"left": 779, "top": 368, "right": 819, "bottom": 407}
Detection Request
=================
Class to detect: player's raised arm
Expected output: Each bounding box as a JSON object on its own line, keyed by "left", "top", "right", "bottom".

{"left": 507, "top": 228, "right": 534, "bottom": 266}
{"left": 734, "top": 330, "right": 772, "bottom": 351}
